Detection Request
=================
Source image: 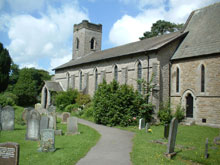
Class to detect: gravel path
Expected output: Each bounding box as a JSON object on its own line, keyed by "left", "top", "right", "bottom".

{"left": 77, "top": 118, "right": 135, "bottom": 165}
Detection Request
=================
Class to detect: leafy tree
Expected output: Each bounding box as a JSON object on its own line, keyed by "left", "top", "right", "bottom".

{"left": 13, "top": 68, "right": 51, "bottom": 106}
{"left": 6, "top": 62, "right": 20, "bottom": 92}
{"left": 0, "top": 42, "right": 12, "bottom": 92}
{"left": 140, "top": 20, "right": 184, "bottom": 40}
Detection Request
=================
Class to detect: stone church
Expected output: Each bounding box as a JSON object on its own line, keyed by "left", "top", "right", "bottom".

{"left": 42, "top": 3, "right": 220, "bottom": 128}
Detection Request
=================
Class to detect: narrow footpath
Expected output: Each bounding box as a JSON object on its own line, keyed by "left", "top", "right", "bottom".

{"left": 77, "top": 118, "right": 135, "bottom": 165}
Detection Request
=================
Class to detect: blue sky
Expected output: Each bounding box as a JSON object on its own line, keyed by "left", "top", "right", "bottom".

{"left": 0, "top": 0, "right": 219, "bottom": 73}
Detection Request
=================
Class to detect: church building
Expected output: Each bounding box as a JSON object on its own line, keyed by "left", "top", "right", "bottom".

{"left": 42, "top": 3, "right": 220, "bottom": 128}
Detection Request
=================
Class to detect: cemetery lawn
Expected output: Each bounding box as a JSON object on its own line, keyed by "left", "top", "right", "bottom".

{"left": 0, "top": 106, "right": 101, "bottom": 165}
{"left": 127, "top": 125, "right": 220, "bottom": 165}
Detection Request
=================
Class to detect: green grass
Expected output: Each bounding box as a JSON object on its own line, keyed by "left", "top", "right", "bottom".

{"left": 0, "top": 106, "right": 101, "bottom": 165}
{"left": 128, "top": 125, "right": 220, "bottom": 165}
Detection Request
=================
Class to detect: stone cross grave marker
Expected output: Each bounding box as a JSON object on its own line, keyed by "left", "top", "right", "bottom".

{"left": 26, "top": 109, "right": 41, "bottom": 141}
{"left": 205, "top": 138, "right": 209, "bottom": 158}
{"left": 61, "top": 112, "right": 70, "bottom": 124}
{"left": 66, "top": 117, "right": 79, "bottom": 135}
{"left": 165, "top": 117, "right": 178, "bottom": 159}
{"left": 145, "top": 123, "right": 150, "bottom": 133}
{"left": 38, "top": 129, "right": 55, "bottom": 152}
{"left": 1, "top": 106, "right": 15, "bottom": 131}
{"left": 48, "top": 113, "right": 56, "bottom": 130}
{"left": 40, "top": 116, "right": 49, "bottom": 131}
{"left": 0, "top": 142, "right": 19, "bottom": 165}
{"left": 139, "top": 118, "right": 145, "bottom": 130}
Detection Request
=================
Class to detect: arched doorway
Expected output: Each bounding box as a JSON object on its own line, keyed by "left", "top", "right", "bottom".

{"left": 186, "top": 93, "right": 193, "bottom": 118}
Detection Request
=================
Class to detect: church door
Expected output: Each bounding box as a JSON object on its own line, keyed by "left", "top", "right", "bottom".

{"left": 186, "top": 93, "right": 193, "bottom": 118}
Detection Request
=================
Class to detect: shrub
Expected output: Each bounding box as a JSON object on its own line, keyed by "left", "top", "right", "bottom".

{"left": 76, "top": 93, "right": 91, "bottom": 106}
{"left": 93, "top": 80, "right": 153, "bottom": 127}
{"left": 174, "top": 104, "right": 185, "bottom": 122}
{"left": 0, "top": 92, "right": 18, "bottom": 106}
{"left": 81, "top": 104, "right": 94, "bottom": 118}
{"left": 158, "top": 101, "right": 173, "bottom": 125}
{"left": 55, "top": 89, "right": 79, "bottom": 111}
{"left": 65, "top": 104, "right": 79, "bottom": 113}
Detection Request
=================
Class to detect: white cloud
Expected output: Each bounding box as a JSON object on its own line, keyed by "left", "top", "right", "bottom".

{"left": 50, "top": 53, "right": 72, "bottom": 71}
{"left": 110, "top": 0, "right": 219, "bottom": 46}
{"left": 5, "top": 4, "right": 88, "bottom": 71}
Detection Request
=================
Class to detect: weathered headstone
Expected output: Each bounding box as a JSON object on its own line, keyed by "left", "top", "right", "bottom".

{"left": 1, "top": 106, "right": 14, "bottom": 130}
{"left": 213, "top": 136, "right": 220, "bottom": 145}
{"left": 26, "top": 109, "right": 41, "bottom": 141}
{"left": 48, "top": 113, "right": 56, "bottom": 130}
{"left": 55, "top": 129, "right": 62, "bottom": 136}
{"left": 139, "top": 118, "right": 145, "bottom": 130}
{"left": 165, "top": 118, "right": 178, "bottom": 159}
{"left": 35, "top": 103, "right": 41, "bottom": 110}
{"left": 40, "top": 116, "right": 49, "bottom": 131}
{"left": 0, "top": 142, "right": 19, "bottom": 165}
{"left": 145, "top": 123, "right": 150, "bottom": 133}
{"left": 66, "top": 117, "right": 79, "bottom": 135}
{"left": 164, "top": 124, "right": 170, "bottom": 139}
{"left": 21, "top": 107, "right": 33, "bottom": 124}
{"left": 48, "top": 105, "right": 56, "bottom": 113}
{"left": 38, "top": 129, "right": 55, "bottom": 152}
{"left": 61, "top": 112, "right": 70, "bottom": 124}
{"left": 205, "top": 138, "right": 209, "bottom": 159}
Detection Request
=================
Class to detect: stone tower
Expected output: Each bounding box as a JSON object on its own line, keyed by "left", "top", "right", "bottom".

{"left": 72, "top": 20, "right": 102, "bottom": 59}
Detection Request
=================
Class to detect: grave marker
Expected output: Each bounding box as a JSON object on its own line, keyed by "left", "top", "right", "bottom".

{"left": 139, "top": 118, "right": 145, "bottom": 130}
{"left": 38, "top": 129, "right": 55, "bottom": 152}
{"left": 26, "top": 109, "right": 41, "bottom": 141}
{"left": 205, "top": 138, "right": 209, "bottom": 159}
{"left": 165, "top": 118, "right": 178, "bottom": 159}
{"left": 40, "top": 116, "right": 49, "bottom": 131}
{"left": 66, "top": 117, "right": 79, "bottom": 135}
{"left": 0, "top": 142, "right": 19, "bottom": 165}
{"left": 146, "top": 123, "right": 150, "bottom": 133}
{"left": 61, "top": 112, "right": 70, "bottom": 124}
{"left": 1, "top": 106, "right": 14, "bottom": 130}
{"left": 48, "top": 113, "right": 56, "bottom": 130}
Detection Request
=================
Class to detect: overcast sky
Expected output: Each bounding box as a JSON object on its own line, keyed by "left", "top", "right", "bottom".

{"left": 0, "top": 0, "right": 219, "bottom": 73}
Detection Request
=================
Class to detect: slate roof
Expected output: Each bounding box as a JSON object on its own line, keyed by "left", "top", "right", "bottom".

{"left": 45, "top": 81, "right": 63, "bottom": 91}
{"left": 172, "top": 2, "right": 220, "bottom": 60}
{"left": 54, "top": 31, "right": 187, "bottom": 70}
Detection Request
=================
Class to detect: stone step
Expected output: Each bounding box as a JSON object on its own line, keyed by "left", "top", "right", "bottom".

{"left": 180, "top": 118, "right": 195, "bottom": 126}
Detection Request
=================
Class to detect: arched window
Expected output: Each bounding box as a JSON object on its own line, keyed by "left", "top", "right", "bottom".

{"left": 114, "top": 65, "right": 118, "bottom": 81}
{"left": 201, "top": 64, "right": 205, "bottom": 92}
{"left": 91, "top": 38, "right": 95, "bottom": 50}
{"left": 76, "top": 38, "right": 79, "bottom": 49}
{"left": 137, "top": 61, "right": 142, "bottom": 92}
{"left": 79, "top": 71, "right": 82, "bottom": 90}
{"left": 176, "top": 67, "right": 180, "bottom": 93}
{"left": 95, "top": 68, "right": 98, "bottom": 90}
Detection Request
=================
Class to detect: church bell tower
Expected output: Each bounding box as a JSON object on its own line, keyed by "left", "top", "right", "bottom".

{"left": 72, "top": 20, "right": 102, "bottom": 59}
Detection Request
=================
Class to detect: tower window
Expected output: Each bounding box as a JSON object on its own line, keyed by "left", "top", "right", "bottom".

{"left": 79, "top": 71, "right": 82, "bottom": 90}
{"left": 137, "top": 61, "right": 142, "bottom": 93}
{"left": 76, "top": 38, "right": 79, "bottom": 49}
{"left": 176, "top": 67, "right": 180, "bottom": 93}
{"left": 201, "top": 64, "right": 205, "bottom": 92}
{"left": 91, "top": 38, "right": 96, "bottom": 50}
{"left": 95, "top": 68, "right": 98, "bottom": 90}
{"left": 114, "top": 65, "right": 118, "bottom": 81}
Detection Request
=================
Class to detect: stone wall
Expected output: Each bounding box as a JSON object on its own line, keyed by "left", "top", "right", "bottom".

{"left": 171, "top": 54, "right": 220, "bottom": 127}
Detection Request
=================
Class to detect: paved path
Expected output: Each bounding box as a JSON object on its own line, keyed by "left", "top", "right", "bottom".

{"left": 77, "top": 119, "right": 135, "bottom": 165}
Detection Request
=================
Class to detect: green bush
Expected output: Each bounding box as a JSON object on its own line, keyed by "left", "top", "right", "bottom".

{"left": 55, "top": 89, "right": 79, "bottom": 111}
{"left": 158, "top": 101, "right": 173, "bottom": 125}
{"left": 93, "top": 80, "right": 153, "bottom": 127}
{"left": 76, "top": 93, "right": 91, "bottom": 106}
{"left": 64, "top": 104, "right": 79, "bottom": 113}
{"left": 174, "top": 104, "right": 185, "bottom": 122}
{"left": 0, "top": 92, "right": 18, "bottom": 106}
{"left": 81, "top": 103, "right": 94, "bottom": 118}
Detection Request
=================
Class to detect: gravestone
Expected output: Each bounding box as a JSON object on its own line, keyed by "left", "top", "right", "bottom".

{"left": 164, "top": 124, "right": 170, "bottom": 139}
{"left": 205, "top": 138, "right": 209, "bottom": 158}
{"left": 55, "top": 129, "right": 62, "bottom": 136}
{"left": 213, "top": 136, "right": 220, "bottom": 145}
{"left": 40, "top": 116, "right": 49, "bottom": 131}
{"left": 48, "top": 113, "right": 56, "bottom": 130}
{"left": 48, "top": 105, "right": 56, "bottom": 113}
{"left": 38, "top": 129, "right": 55, "bottom": 152}
{"left": 61, "top": 112, "right": 70, "bottom": 124}
{"left": 0, "top": 142, "right": 19, "bottom": 165}
{"left": 165, "top": 118, "right": 178, "bottom": 159}
{"left": 146, "top": 123, "right": 150, "bottom": 133}
{"left": 1, "top": 106, "right": 14, "bottom": 130}
{"left": 21, "top": 107, "right": 33, "bottom": 124}
{"left": 66, "top": 117, "right": 79, "bottom": 135}
{"left": 26, "top": 109, "right": 41, "bottom": 141}
{"left": 139, "top": 118, "right": 145, "bottom": 130}
{"left": 35, "top": 103, "right": 41, "bottom": 110}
